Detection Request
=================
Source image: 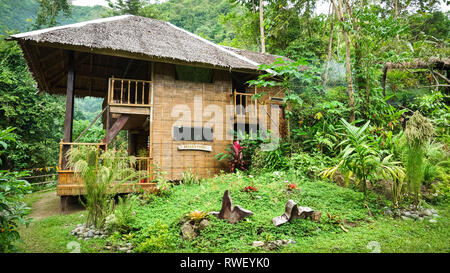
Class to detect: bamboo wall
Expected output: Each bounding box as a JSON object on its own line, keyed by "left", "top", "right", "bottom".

{"left": 151, "top": 63, "right": 230, "bottom": 180}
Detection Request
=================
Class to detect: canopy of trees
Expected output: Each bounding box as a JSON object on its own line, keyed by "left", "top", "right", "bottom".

{"left": 0, "top": 0, "right": 448, "bottom": 171}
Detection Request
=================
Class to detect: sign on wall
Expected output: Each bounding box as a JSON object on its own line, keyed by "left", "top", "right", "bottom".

{"left": 177, "top": 144, "right": 212, "bottom": 152}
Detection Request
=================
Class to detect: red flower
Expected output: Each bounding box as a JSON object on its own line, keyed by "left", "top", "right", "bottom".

{"left": 287, "top": 183, "right": 297, "bottom": 190}
{"left": 243, "top": 185, "right": 258, "bottom": 192}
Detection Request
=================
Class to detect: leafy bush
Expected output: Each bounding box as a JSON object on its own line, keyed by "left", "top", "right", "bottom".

{"left": 0, "top": 127, "right": 32, "bottom": 252}
{"left": 67, "top": 146, "right": 145, "bottom": 229}
{"left": 0, "top": 170, "right": 31, "bottom": 252}
{"left": 214, "top": 141, "right": 247, "bottom": 172}
{"left": 249, "top": 140, "right": 291, "bottom": 173}
{"left": 154, "top": 170, "right": 172, "bottom": 197}
{"left": 113, "top": 195, "right": 139, "bottom": 233}
{"left": 181, "top": 169, "right": 199, "bottom": 185}
{"left": 321, "top": 118, "right": 404, "bottom": 203}
{"left": 134, "top": 220, "right": 175, "bottom": 253}
{"left": 288, "top": 152, "right": 330, "bottom": 178}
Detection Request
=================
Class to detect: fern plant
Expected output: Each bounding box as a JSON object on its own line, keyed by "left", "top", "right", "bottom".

{"left": 67, "top": 146, "right": 146, "bottom": 229}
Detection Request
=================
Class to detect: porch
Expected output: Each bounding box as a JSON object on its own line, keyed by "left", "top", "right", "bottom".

{"left": 57, "top": 75, "right": 156, "bottom": 198}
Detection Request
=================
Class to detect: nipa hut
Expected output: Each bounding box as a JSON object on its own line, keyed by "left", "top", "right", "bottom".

{"left": 8, "top": 15, "right": 289, "bottom": 209}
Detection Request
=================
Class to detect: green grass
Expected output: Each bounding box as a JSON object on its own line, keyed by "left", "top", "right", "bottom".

{"left": 17, "top": 171, "right": 450, "bottom": 253}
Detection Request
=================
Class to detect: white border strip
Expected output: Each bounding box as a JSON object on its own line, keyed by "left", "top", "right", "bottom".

{"left": 11, "top": 15, "right": 132, "bottom": 38}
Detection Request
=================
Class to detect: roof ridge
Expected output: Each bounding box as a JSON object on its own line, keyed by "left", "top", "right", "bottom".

{"left": 165, "top": 22, "right": 261, "bottom": 69}
{"left": 11, "top": 15, "right": 132, "bottom": 39}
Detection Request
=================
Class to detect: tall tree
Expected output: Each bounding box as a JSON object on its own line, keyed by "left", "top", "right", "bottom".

{"left": 259, "top": 0, "right": 266, "bottom": 53}
{"left": 33, "top": 0, "right": 72, "bottom": 29}
{"left": 106, "top": 0, "right": 143, "bottom": 15}
{"left": 332, "top": 0, "right": 355, "bottom": 122}
{"left": 0, "top": 37, "right": 65, "bottom": 169}
{"left": 323, "top": 3, "right": 335, "bottom": 87}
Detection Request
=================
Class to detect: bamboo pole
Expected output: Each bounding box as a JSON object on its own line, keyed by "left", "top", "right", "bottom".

{"left": 120, "top": 80, "right": 124, "bottom": 103}
{"left": 128, "top": 80, "right": 131, "bottom": 104}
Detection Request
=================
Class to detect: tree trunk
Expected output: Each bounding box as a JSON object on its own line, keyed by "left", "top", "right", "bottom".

{"left": 332, "top": 0, "right": 355, "bottom": 122}
{"left": 323, "top": 6, "right": 335, "bottom": 87}
{"left": 259, "top": 0, "right": 265, "bottom": 53}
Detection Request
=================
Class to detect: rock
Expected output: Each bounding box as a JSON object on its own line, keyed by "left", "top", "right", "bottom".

{"left": 252, "top": 241, "right": 265, "bottom": 247}
{"left": 432, "top": 214, "right": 440, "bottom": 218}
{"left": 384, "top": 210, "right": 393, "bottom": 216}
{"left": 429, "top": 219, "right": 437, "bottom": 223}
{"left": 403, "top": 211, "right": 411, "bottom": 217}
{"left": 401, "top": 216, "right": 411, "bottom": 220}
{"left": 272, "top": 200, "right": 318, "bottom": 226}
{"left": 311, "top": 211, "right": 322, "bottom": 222}
{"left": 423, "top": 209, "right": 433, "bottom": 216}
{"left": 418, "top": 217, "right": 424, "bottom": 221}
{"left": 181, "top": 222, "right": 197, "bottom": 241}
{"left": 430, "top": 209, "right": 437, "bottom": 214}
{"left": 410, "top": 214, "right": 419, "bottom": 220}
{"left": 94, "top": 235, "right": 99, "bottom": 239}
{"left": 287, "top": 239, "right": 296, "bottom": 244}
{"left": 273, "top": 240, "right": 283, "bottom": 246}
{"left": 272, "top": 200, "right": 297, "bottom": 226}
{"left": 198, "top": 219, "right": 210, "bottom": 230}
{"left": 87, "top": 231, "right": 95, "bottom": 238}
{"left": 118, "top": 247, "right": 128, "bottom": 252}
{"left": 298, "top": 206, "right": 314, "bottom": 219}
{"left": 213, "top": 190, "right": 253, "bottom": 224}
{"left": 256, "top": 196, "right": 262, "bottom": 199}
{"left": 127, "top": 250, "right": 132, "bottom": 253}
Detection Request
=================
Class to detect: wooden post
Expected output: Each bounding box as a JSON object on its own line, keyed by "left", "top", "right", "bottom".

{"left": 62, "top": 51, "right": 75, "bottom": 170}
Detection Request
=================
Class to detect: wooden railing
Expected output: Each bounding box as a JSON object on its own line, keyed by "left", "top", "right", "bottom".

{"left": 233, "top": 89, "right": 258, "bottom": 116}
{"left": 131, "top": 157, "right": 153, "bottom": 183}
{"left": 59, "top": 141, "right": 107, "bottom": 171}
{"left": 58, "top": 141, "right": 153, "bottom": 183}
{"left": 108, "top": 77, "right": 152, "bottom": 107}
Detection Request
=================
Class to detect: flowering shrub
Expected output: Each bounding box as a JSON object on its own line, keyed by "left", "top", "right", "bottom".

{"left": 242, "top": 185, "right": 258, "bottom": 192}
{"left": 214, "top": 141, "right": 247, "bottom": 172}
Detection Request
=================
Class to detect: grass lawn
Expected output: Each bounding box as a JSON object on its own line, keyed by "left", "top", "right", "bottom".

{"left": 17, "top": 171, "right": 450, "bottom": 253}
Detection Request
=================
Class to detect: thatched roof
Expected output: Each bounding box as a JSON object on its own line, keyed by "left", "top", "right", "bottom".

{"left": 9, "top": 15, "right": 286, "bottom": 71}
{"left": 384, "top": 57, "right": 450, "bottom": 70}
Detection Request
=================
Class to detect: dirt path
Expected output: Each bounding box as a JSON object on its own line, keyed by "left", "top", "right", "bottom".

{"left": 30, "top": 190, "right": 84, "bottom": 221}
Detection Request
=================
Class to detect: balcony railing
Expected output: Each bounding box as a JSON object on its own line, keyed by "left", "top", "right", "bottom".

{"left": 58, "top": 141, "right": 153, "bottom": 183}
{"left": 59, "top": 142, "right": 107, "bottom": 171}
{"left": 108, "top": 77, "right": 152, "bottom": 107}
{"left": 233, "top": 89, "right": 258, "bottom": 116}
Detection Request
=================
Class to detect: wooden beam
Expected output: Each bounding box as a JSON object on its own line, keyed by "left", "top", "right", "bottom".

{"left": 53, "top": 87, "right": 106, "bottom": 97}
{"left": 62, "top": 51, "right": 75, "bottom": 170}
{"left": 63, "top": 50, "right": 75, "bottom": 142}
{"left": 103, "top": 114, "right": 129, "bottom": 144}
{"left": 74, "top": 106, "right": 108, "bottom": 142}
{"left": 39, "top": 49, "right": 60, "bottom": 64}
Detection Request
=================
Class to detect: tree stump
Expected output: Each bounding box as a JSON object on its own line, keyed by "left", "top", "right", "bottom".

{"left": 210, "top": 190, "right": 253, "bottom": 224}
